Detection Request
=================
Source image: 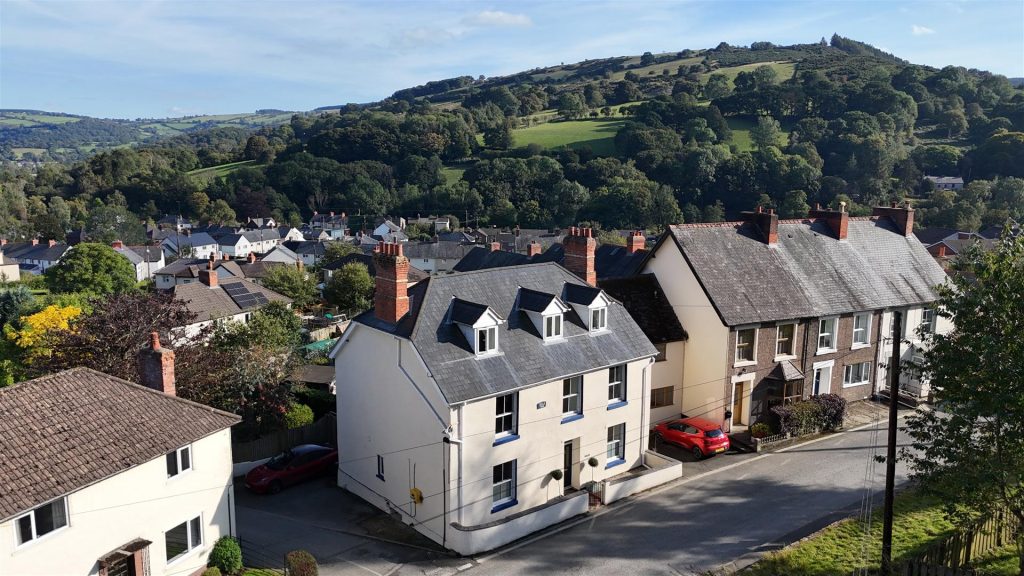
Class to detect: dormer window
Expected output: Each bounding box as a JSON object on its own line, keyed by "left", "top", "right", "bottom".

{"left": 590, "top": 307, "right": 607, "bottom": 332}
{"left": 477, "top": 326, "right": 497, "bottom": 354}
{"left": 449, "top": 298, "right": 502, "bottom": 356}
{"left": 562, "top": 283, "right": 610, "bottom": 332}
{"left": 544, "top": 314, "right": 563, "bottom": 339}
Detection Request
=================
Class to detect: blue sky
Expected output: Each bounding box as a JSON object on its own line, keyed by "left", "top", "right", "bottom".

{"left": 2, "top": 0, "right": 1022, "bottom": 119}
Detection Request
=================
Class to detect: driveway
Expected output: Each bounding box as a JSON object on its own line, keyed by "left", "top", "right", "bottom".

{"left": 235, "top": 475, "right": 465, "bottom": 576}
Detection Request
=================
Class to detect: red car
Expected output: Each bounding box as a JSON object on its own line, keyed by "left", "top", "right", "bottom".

{"left": 653, "top": 417, "right": 730, "bottom": 459}
{"left": 245, "top": 444, "right": 338, "bottom": 494}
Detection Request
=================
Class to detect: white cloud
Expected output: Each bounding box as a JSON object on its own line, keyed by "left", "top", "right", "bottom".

{"left": 912, "top": 24, "right": 936, "bottom": 36}
{"left": 463, "top": 10, "right": 532, "bottom": 27}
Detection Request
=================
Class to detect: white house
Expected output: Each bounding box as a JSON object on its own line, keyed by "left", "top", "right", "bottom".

{"left": 0, "top": 337, "right": 239, "bottom": 576}
{"left": 0, "top": 250, "right": 20, "bottom": 283}
{"left": 113, "top": 241, "right": 166, "bottom": 282}
{"left": 331, "top": 233, "right": 681, "bottom": 556}
{"left": 162, "top": 232, "right": 219, "bottom": 261}
{"left": 2, "top": 240, "right": 70, "bottom": 273}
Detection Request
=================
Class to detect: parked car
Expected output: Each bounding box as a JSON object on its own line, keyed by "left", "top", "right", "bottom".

{"left": 653, "top": 417, "right": 730, "bottom": 459}
{"left": 245, "top": 444, "right": 338, "bottom": 494}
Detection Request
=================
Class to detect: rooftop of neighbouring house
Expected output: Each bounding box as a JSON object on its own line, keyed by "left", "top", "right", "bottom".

{"left": 598, "top": 274, "right": 688, "bottom": 344}
{"left": 172, "top": 277, "right": 291, "bottom": 322}
{"left": 350, "top": 262, "right": 657, "bottom": 404}
{"left": 664, "top": 215, "right": 947, "bottom": 326}
{"left": 0, "top": 367, "right": 238, "bottom": 522}
{"left": 452, "top": 242, "right": 647, "bottom": 280}
{"left": 321, "top": 252, "right": 429, "bottom": 282}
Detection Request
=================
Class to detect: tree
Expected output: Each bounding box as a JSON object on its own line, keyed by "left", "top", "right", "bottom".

{"left": 243, "top": 135, "right": 273, "bottom": 163}
{"left": 778, "top": 189, "right": 810, "bottom": 218}
{"left": 4, "top": 303, "right": 82, "bottom": 370}
{"left": 483, "top": 118, "right": 515, "bottom": 150}
{"left": 202, "top": 199, "right": 236, "bottom": 225}
{"left": 260, "top": 265, "right": 318, "bottom": 310}
{"left": 558, "top": 93, "right": 588, "bottom": 120}
{"left": 704, "top": 74, "right": 731, "bottom": 101}
{"left": 902, "top": 235, "right": 1024, "bottom": 575}
{"left": 212, "top": 301, "right": 301, "bottom": 351}
{"left": 46, "top": 243, "right": 137, "bottom": 296}
{"left": 940, "top": 108, "right": 969, "bottom": 138}
{"left": 85, "top": 205, "right": 146, "bottom": 244}
{"left": 324, "top": 262, "right": 373, "bottom": 314}
{"left": 750, "top": 115, "right": 783, "bottom": 150}
{"left": 323, "top": 241, "right": 359, "bottom": 264}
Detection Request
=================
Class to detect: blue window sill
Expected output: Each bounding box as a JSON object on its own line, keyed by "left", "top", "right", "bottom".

{"left": 491, "top": 499, "right": 518, "bottom": 513}
{"left": 492, "top": 434, "right": 520, "bottom": 447}
{"left": 376, "top": 474, "right": 385, "bottom": 482}
{"left": 560, "top": 413, "right": 584, "bottom": 424}
{"left": 606, "top": 400, "right": 628, "bottom": 411}
{"left": 605, "top": 458, "right": 626, "bottom": 470}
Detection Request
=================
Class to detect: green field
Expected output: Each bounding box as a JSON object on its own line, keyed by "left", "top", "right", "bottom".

{"left": 11, "top": 148, "right": 47, "bottom": 158}
{"left": 727, "top": 116, "right": 791, "bottom": 151}
{"left": 441, "top": 166, "right": 466, "bottom": 184}
{"left": 512, "top": 119, "right": 625, "bottom": 155}
{"left": 701, "top": 61, "right": 797, "bottom": 87}
{"left": 187, "top": 160, "right": 256, "bottom": 184}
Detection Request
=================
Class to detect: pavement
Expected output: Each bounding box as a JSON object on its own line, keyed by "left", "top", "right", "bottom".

{"left": 236, "top": 401, "right": 912, "bottom": 575}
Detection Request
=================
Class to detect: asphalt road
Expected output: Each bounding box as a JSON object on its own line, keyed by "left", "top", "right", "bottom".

{"left": 464, "top": 420, "right": 909, "bottom": 576}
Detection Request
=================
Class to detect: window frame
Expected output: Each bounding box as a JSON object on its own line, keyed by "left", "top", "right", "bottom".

{"left": 166, "top": 445, "right": 193, "bottom": 479}
{"left": 607, "top": 365, "right": 627, "bottom": 407}
{"left": 476, "top": 326, "right": 497, "bottom": 355}
{"left": 544, "top": 313, "right": 563, "bottom": 340}
{"left": 376, "top": 455, "right": 385, "bottom": 481}
{"left": 920, "top": 308, "right": 937, "bottom": 335}
{"left": 606, "top": 423, "right": 626, "bottom": 467}
{"left": 165, "top": 515, "right": 203, "bottom": 564}
{"left": 817, "top": 317, "right": 838, "bottom": 354}
{"left": 650, "top": 386, "right": 674, "bottom": 409}
{"left": 14, "top": 497, "right": 69, "bottom": 548}
{"left": 775, "top": 322, "right": 797, "bottom": 359}
{"left": 491, "top": 460, "right": 517, "bottom": 510}
{"left": 734, "top": 327, "right": 757, "bottom": 365}
{"left": 852, "top": 313, "right": 872, "bottom": 349}
{"left": 561, "top": 375, "right": 583, "bottom": 419}
{"left": 843, "top": 361, "right": 872, "bottom": 388}
{"left": 494, "top": 392, "right": 518, "bottom": 440}
{"left": 590, "top": 307, "right": 608, "bottom": 332}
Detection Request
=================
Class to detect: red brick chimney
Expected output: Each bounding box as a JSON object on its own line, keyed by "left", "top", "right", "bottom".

{"left": 936, "top": 244, "right": 948, "bottom": 257}
{"left": 31, "top": 239, "right": 38, "bottom": 246}
{"left": 527, "top": 241, "right": 542, "bottom": 258}
{"left": 490, "top": 241, "right": 501, "bottom": 252}
{"left": 138, "top": 332, "right": 175, "bottom": 396}
{"left": 872, "top": 202, "right": 915, "bottom": 237}
{"left": 1, "top": 238, "right": 8, "bottom": 246}
{"left": 373, "top": 242, "right": 410, "bottom": 324}
{"left": 247, "top": 252, "right": 257, "bottom": 263}
{"left": 627, "top": 230, "right": 646, "bottom": 254}
{"left": 111, "top": 240, "right": 124, "bottom": 250}
{"left": 742, "top": 207, "right": 779, "bottom": 245}
{"left": 199, "top": 259, "right": 218, "bottom": 288}
{"left": 563, "top": 226, "right": 597, "bottom": 285}
{"left": 808, "top": 202, "right": 849, "bottom": 240}
{"left": 222, "top": 252, "right": 230, "bottom": 261}
{"left": 48, "top": 239, "right": 57, "bottom": 247}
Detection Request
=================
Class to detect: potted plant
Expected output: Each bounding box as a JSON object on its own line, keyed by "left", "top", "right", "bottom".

{"left": 550, "top": 469, "right": 564, "bottom": 481}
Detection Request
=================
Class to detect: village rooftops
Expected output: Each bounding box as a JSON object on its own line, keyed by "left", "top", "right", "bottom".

{"left": 0, "top": 367, "right": 238, "bottom": 522}
{"left": 172, "top": 277, "right": 291, "bottom": 322}
{"left": 660, "top": 215, "right": 947, "bottom": 327}
{"left": 351, "top": 263, "right": 657, "bottom": 404}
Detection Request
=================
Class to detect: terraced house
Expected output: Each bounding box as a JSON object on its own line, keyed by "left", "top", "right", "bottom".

{"left": 640, "top": 204, "right": 949, "bottom": 432}
{"left": 331, "top": 234, "right": 681, "bottom": 555}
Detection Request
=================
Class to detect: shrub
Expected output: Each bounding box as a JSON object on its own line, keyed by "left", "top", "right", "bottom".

{"left": 771, "top": 400, "right": 822, "bottom": 436}
{"left": 750, "top": 422, "right": 772, "bottom": 438}
{"left": 284, "top": 402, "right": 314, "bottom": 429}
{"left": 207, "top": 536, "right": 242, "bottom": 575}
{"left": 809, "top": 393, "right": 847, "bottom": 431}
{"left": 285, "top": 550, "right": 318, "bottom": 576}
{"left": 292, "top": 385, "right": 335, "bottom": 419}
{"left": 202, "top": 569, "right": 222, "bottom": 576}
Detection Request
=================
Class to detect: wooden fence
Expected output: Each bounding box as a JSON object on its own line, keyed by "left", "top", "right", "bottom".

{"left": 914, "top": 506, "right": 1017, "bottom": 570}
{"left": 232, "top": 412, "right": 336, "bottom": 463}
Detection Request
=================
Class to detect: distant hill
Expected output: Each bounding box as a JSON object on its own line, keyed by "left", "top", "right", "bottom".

{"left": 1011, "top": 78, "right": 1024, "bottom": 87}
{"left": 0, "top": 109, "right": 297, "bottom": 162}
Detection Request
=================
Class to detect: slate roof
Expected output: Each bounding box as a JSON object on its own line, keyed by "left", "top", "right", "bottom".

{"left": 598, "top": 274, "right": 688, "bottom": 344}
{"left": 236, "top": 261, "right": 288, "bottom": 279}
{"left": 322, "top": 253, "right": 429, "bottom": 282}
{"left": 914, "top": 227, "right": 958, "bottom": 246}
{"left": 0, "top": 367, "right": 238, "bottom": 521}
{"left": 766, "top": 360, "right": 804, "bottom": 381}
{"left": 451, "top": 242, "right": 644, "bottom": 280}
{"left": 437, "top": 231, "right": 476, "bottom": 243}
{"left": 163, "top": 232, "right": 218, "bottom": 248}
{"left": 114, "top": 247, "right": 144, "bottom": 265}
{"left": 563, "top": 283, "right": 603, "bottom": 306}
{"left": 516, "top": 287, "right": 559, "bottom": 313}
{"left": 128, "top": 245, "right": 164, "bottom": 262}
{"left": 154, "top": 259, "right": 245, "bottom": 280}
{"left": 172, "top": 278, "right": 291, "bottom": 322}
{"left": 5, "top": 243, "right": 70, "bottom": 262}
{"left": 401, "top": 241, "right": 474, "bottom": 261}
{"left": 665, "top": 217, "right": 947, "bottom": 326}
{"left": 452, "top": 246, "right": 531, "bottom": 272}
{"left": 449, "top": 298, "right": 493, "bottom": 325}
{"left": 353, "top": 263, "right": 658, "bottom": 404}
{"left": 924, "top": 176, "right": 964, "bottom": 185}
{"left": 283, "top": 241, "right": 328, "bottom": 256}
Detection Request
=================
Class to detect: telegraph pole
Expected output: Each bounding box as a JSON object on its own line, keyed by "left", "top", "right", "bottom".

{"left": 881, "top": 309, "right": 903, "bottom": 574}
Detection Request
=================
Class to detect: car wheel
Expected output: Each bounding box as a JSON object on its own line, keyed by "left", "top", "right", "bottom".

{"left": 269, "top": 480, "right": 283, "bottom": 494}
{"left": 692, "top": 446, "right": 704, "bottom": 460}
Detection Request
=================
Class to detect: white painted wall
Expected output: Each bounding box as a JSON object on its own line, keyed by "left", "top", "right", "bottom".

{"left": 650, "top": 340, "right": 685, "bottom": 424}
{"left": 0, "top": 429, "right": 235, "bottom": 576}
{"left": 0, "top": 263, "right": 20, "bottom": 283}
{"left": 643, "top": 240, "right": 731, "bottom": 423}
{"left": 876, "top": 306, "right": 953, "bottom": 399}
{"left": 601, "top": 450, "right": 682, "bottom": 504}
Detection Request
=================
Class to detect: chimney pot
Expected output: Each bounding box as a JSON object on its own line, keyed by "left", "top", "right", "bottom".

{"left": 48, "top": 239, "right": 57, "bottom": 247}
{"left": 248, "top": 252, "right": 257, "bottom": 263}
{"left": 872, "top": 204, "right": 915, "bottom": 237}
{"left": 627, "top": 230, "right": 646, "bottom": 254}
{"left": 111, "top": 240, "right": 124, "bottom": 250}
{"left": 490, "top": 241, "right": 501, "bottom": 252}
{"left": 223, "top": 252, "right": 230, "bottom": 261}
{"left": 742, "top": 210, "right": 779, "bottom": 245}
{"left": 527, "top": 241, "right": 542, "bottom": 258}
{"left": 808, "top": 205, "right": 849, "bottom": 240}
{"left": 138, "top": 331, "right": 175, "bottom": 396}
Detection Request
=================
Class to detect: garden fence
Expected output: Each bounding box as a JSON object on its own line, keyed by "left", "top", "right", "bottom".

{"left": 231, "top": 412, "right": 336, "bottom": 463}
{"left": 911, "top": 506, "right": 1018, "bottom": 570}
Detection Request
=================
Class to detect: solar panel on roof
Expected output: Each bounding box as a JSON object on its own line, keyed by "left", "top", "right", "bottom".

{"left": 252, "top": 293, "right": 269, "bottom": 306}
{"left": 223, "top": 284, "right": 248, "bottom": 296}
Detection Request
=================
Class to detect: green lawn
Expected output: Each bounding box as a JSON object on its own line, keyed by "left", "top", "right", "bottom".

{"left": 441, "top": 166, "right": 466, "bottom": 184}
{"left": 511, "top": 118, "right": 625, "bottom": 155}
{"left": 972, "top": 545, "right": 1020, "bottom": 575}
{"left": 745, "top": 490, "right": 960, "bottom": 576}
{"left": 701, "top": 61, "right": 797, "bottom": 87}
{"left": 0, "top": 117, "right": 39, "bottom": 127}
{"left": 10, "top": 147, "right": 47, "bottom": 158}
{"left": 187, "top": 160, "right": 257, "bottom": 184}
{"left": 727, "top": 116, "right": 791, "bottom": 151}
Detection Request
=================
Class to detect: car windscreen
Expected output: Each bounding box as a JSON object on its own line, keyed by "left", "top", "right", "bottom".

{"left": 705, "top": 429, "right": 725, "bottom": 438}
{"left": 266, "top": 451, "right": 294, "bottom": 470}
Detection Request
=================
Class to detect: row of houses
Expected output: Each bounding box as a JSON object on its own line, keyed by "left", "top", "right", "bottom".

{"left": 330, "top": 203, "right": 950, "bottom": 554}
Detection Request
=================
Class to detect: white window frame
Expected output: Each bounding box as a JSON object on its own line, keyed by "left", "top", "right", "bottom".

{"left": 734, "top": 327, "right": 757, "bottom": 366}
{"left": 562, "top": 376, "right": 582, "bottom": 416}
{"left": 606, "top": 423, "right": 626, "bottom": 463}
{"left": 843, "top": 361, "right": 872, "bottom": 388}
{"left": 812, "top": 360, "right": 834, "bottom": 395}
{"left": 14, "top": 497, "right": 69, "bottom": 547}
{"left": 920, "top": 307, "right": 937, "bottom": 335}
{"left": 495, "top": 393, "right": 518, "bottom": 438}
{"left": 590, "top": 307, "right": 607, "bottom": 332}
{"left": 166, "top": 445, "right": 192, "bottom": 478}
{"left": 492, "top": 461, "right": 516, "bottom": 507}
{"left": 476, "top": 326, "right": 497, "bottom": 355}
{"left": 544, "top": 314, "right": 563, "bottom": 340}
{"left": 165, "top": 515, "right": 203, "bottom": 564}
{"left": 607, "top": 365, "right": 626, "bottom": 404}
{"left": 775, "top": 322, "right": 797, "bottom": 359}
{"left": 817, "top": 317, "right": 837, "bottom": 355}
{"left": 852, "top": 313, "right": 871, "bottom": 349}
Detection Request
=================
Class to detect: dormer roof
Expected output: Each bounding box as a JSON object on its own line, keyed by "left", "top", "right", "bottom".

{"left": 562, "top": 283, "right": 605, "bottom": 307}
{"left": 515, "top": 287, "right": 568, "bottom": 315}
{"left": 449, "top": 298, "right": 501, "bottom": 327}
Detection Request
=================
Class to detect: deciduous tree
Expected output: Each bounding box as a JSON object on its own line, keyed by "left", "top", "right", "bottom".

{"left": 324, "top": 262, "right": 373, "bottom": 314}
{"left": 46, "top": 243, "right": 137, "bottom": 296}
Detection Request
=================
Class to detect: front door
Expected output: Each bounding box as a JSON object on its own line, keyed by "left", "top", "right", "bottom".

{"left": 813, "top": 365, "right": 832, "bottom": 395}
{"left": 732, "top": 382, "right": 743, "bottom": 425}
{"left": 563, "top": 441, "right": 573, "bottom": 488}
